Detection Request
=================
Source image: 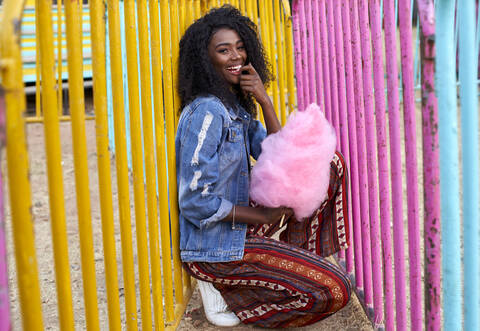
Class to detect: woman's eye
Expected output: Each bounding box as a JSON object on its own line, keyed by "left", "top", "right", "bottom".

{"left": 218, "top": 49, "right": 228, "bottom": 54}
{"left": 238, "top": 46, "right": 245, "bottom": 50}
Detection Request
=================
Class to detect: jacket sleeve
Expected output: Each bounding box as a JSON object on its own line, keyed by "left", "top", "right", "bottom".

{"left": 247, "top": 118, "right": 267, "bottom": 160}
{"left": 177, "top": 102, "right": 233, "bottom": 229}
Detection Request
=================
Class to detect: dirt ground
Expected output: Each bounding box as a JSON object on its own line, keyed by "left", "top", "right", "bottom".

{"left": 4, "top": 120, "right": 373, "bottom": 330}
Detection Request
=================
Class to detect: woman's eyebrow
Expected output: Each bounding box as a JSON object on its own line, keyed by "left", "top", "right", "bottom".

{"left": 215, "top": 40, "right": 243, "bottom": 48}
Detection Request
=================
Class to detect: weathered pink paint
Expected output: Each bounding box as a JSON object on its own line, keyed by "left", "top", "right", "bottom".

{"left": 291, "top": 1, "right": 305, "bottom": 111}
{"left": 383, "top": 0, "right": 408, "bottom": 329}
{"left": 318, "top": 0, "right": 332, "bottom": 123}
{"left": 0, "top": 90, "right": 11, "bottom": 331}
{"left": 417, "top": 1, "right": 442, "bottom": 330}
{"left": 398, "top": 0, "right": 423, "bottom": 329}
{"left": 357, "top": 0, "right": 384, "bottom": 325}
{"left": 340, "top": 0, "right": 364, "bottom": 289}
{"left": 349, "top": 0, "right": 374, "bottom": 309}
{"left": 304, "top": 0, "right": 317, "bottom": 106}
{"left": 325, "top": 0, "right": 341, "bottom": 143}
{"left": 311, "top": 0, "right": 324, "bottom": 110}
{"left": 332, "top": 0, "right": 353, "bottom": 273}
{"left": 369, "top": 1, "right": 394, "bottom": 329}
{"left": 298, "top": 0, "right": 310, "bottom": 108}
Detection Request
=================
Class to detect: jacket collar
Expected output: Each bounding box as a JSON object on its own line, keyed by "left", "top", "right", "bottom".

{"left": 228, "top": 104, "right": 251, "bottom": 123}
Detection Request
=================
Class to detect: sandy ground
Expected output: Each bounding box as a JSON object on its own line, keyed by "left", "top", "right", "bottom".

{"left": 4, "top": 119, "right": 372, "bottom": 330}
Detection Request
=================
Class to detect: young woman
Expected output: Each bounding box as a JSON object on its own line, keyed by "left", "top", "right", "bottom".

{"left": 176, "top": 6, "right": 351, "bottom": 328}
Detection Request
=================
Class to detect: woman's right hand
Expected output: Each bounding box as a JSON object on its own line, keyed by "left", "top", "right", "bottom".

{"left": 223, "top": 205, "right": 294, "bottom": 225}
{"left": 260, "top": 206, "right": 294, "bottom": 224}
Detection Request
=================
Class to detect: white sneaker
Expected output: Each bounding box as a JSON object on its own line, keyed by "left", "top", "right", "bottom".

{"left": 197, "top": 280, "right": 241, "bottom": 327}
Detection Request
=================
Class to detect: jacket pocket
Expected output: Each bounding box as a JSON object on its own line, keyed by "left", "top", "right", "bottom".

{"left": 220, "top": 123, "right": 244, "bottom": 163}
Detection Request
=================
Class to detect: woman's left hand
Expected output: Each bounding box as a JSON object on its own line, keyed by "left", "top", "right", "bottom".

{"left": 239, "top": 64, "right": 269, "bottom": 106}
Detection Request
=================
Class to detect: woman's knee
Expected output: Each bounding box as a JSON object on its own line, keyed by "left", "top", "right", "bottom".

{"left": 332, "top": 271, "right": 351, "bottom": 311}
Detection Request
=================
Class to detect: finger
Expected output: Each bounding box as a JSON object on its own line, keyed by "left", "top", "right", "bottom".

{"left": 240, "top": 63, "right": 257, "bottom": 75}
{"left": 240, "top": 79, "right": 255, "bottom": 86}
{"left": 239, "top": 83, "right": 255, "bottom": 91}
{"left": 239, "top": 76, "right": 254, "bottom": 83}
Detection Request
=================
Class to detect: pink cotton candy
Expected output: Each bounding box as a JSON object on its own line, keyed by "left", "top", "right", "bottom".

{"left": 249, "top": 103, "right": 337, "bottom": 219}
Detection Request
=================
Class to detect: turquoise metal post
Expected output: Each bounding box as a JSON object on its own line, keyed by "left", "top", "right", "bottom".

{"left": 436, "top": 0, "right": 462, "bottom": 330}
{"left": 459, "top": 0, "right": 480, "bottom": 329}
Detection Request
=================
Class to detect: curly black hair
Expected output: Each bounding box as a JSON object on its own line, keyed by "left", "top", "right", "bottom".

{"left": 178, "top": 5, "right": 274, "bottom": 116}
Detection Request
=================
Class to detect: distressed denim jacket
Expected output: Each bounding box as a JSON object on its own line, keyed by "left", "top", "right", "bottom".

{"left": 175, "top": 95, "right": 266, "bottom": 262}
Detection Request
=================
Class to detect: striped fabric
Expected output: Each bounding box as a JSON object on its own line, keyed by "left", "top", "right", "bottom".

{"left": 184, "top": 152, "right": 351, "bottom": 328}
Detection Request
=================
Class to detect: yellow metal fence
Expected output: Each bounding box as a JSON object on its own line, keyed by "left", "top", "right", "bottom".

{"left": 0, "top": 0, "right": 295, "bottom": 330}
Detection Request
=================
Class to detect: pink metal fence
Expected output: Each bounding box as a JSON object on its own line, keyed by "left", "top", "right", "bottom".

{"left": 292, "top": 0, "right": 440, "bottom": 329}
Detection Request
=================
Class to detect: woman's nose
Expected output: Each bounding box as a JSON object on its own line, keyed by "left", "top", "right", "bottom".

{"left": 231, "top": 50, "right": 241, "bottom": 59}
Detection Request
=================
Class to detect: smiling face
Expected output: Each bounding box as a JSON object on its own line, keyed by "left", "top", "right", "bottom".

{"left": 207, "top": 28, "right": 247, "bottom": 87}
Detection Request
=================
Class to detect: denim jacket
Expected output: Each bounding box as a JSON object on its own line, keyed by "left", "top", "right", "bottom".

{"left": 175, "top": 95, "right": 266, "bottom": 262}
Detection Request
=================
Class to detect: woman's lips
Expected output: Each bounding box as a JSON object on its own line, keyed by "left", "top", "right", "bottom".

{"left": 226, "top": 65, "right": 242, "bottom": 75}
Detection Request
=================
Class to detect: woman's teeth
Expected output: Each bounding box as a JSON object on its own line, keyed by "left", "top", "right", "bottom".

{"left": 227, "top": 65, "right": 242, "bottom": 73}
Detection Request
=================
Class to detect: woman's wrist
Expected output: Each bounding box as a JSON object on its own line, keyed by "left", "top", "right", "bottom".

{"left": 222, "top": 205, "right": 270, "bottom": 225}
{"left": 256, "top": 93, "right": 273, "bottom": 109}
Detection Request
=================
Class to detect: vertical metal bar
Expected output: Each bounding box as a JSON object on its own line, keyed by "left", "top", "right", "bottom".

{"left": 349, "top": 0, "right": 374, "bottom": 311}
{"left": 64, "top": 0, "right": 101, "bottom": 329}
{"left": 252, "top": 0, "right": 258, "bottom": 25}
{"left": 246, "top": 0, "right": 253, "bottom": 19}
{"left": 0, "top": 87, "right": 11, "bottom": 331}
{"left": 304, "top": 0, "right": 317, "bottom": 106}
{"left": 282, "top": 1, "right": 296, "bottom": 116}
{"left": 168, "top": 0, "right": 185, "bottom": 305}
{"left": 179, "top": 0, "right": 186, "bottom": 36}
{"left": 1, "top": 1, "right": 44, "bottom": 329}
{"left": 185, "top": 0, "right": 194, "bottom": 33}
{"left": 311, "top": 0, "right": 323, "bottom": 110}
{"left": 159, "top": 0, "right": 176, "bottom": 320}
{"left": 417, "top": 1, "right": 442, "bottom": 329}
{"left": 57, "top": 0, "right": 63, "bottom": 116}
{"left": 383, "top": 0, "right": 407, "bottom": 329}
{"left": 123, "top": 1, "right": 154, "bottom": 329}
{"left": 398, "top": 1, "right": 422, "bottom": 329}
{"left": 171, "top": 0, "right": 181, "bottom": 126}
{"left": 332, "top": 0, "right": 353, "bottom": 273}
{"left": 459, "top": 0, "right": 480, "bottom": 329}
{"left": 258, "top": 1, "right": 269, "bottom": 66}
{"left": 194, "top": 0, "right": 201, "bottom": 18}
{"left": 357, "top": 0, "right": 383, "bottom": 325}
{"left": 266, "top": 0, "right": 280, "bottom": 117}
{"left": 106, "top": 0, "right": 139, "bottom": 329}
{"left": 148, "top": 2, "right": 172, "bottom": 328}
{"left": 291, "top": 1, "right": 304, "bottom": 111}
{"left": 298, "top": 0, "right": 310, "bottom": 109}
{"left": 326, "top": 0, "right": 340, "bottom": 138}
{"left": 37, "top": 0, "right": 76, "bottom": 330}
{"left": 274, "top": 0, "right": 287, "bottom": 124}
{"left": 89, "top": 0, "right": 122, "bottom": 329}
{"left": 340, "top": 0, "right": 363, "bottom": 289}
{"left": 180, "top": 3, "right": 193, "bottom": 293}
{"left": 239, "top": 0, "right": 245, "bottom": 14}
{"left": 317, "top": 0, "right": 332, "bottom": 122}
{"left": 370, "top": 0, "right": 395, "bottom": 328}
{"left": 35, "top": 2, "right": 42, "bottom": 118}
{"left": 330, "top": 0, "right": 345, "bottom": 264}
{"left": 137, "top": 1, "right": 165, "bottom": 329}
{"left": 436, "top": 1, "right": 461, "bottom": 329}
